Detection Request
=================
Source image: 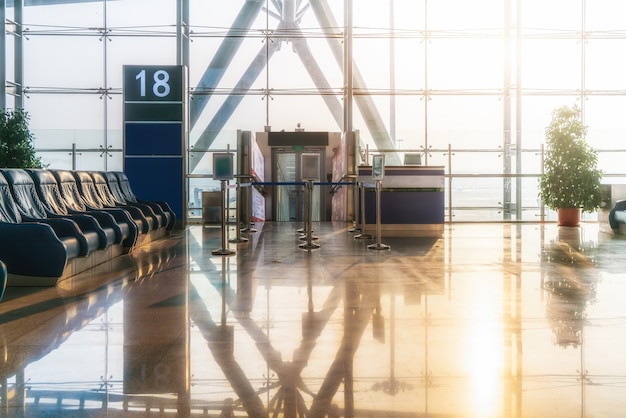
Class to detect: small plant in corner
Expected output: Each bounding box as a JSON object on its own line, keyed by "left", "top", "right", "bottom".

{"left": 0, "top": 108, "right": 44, "bottom": 168}
{"left": 539, "top": 104, "right": 603, "bottom": 226}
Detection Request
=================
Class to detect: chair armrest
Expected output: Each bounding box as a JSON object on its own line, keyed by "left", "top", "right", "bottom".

{"left": 91, "top": 208, "right": 139, "bottom": 241}
{"left": 23, "top": 216, "right": 90, "bottom": 257}
{"left": 47, "top": 212, "right": 108, "bottom": 248}
{"left": 0, "top": 222, "right": 70, "bottom": 277}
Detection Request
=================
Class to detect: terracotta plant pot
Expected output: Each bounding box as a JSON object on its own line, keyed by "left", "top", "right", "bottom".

{"left": 558, "top": 207, "right": 581, "bottom": 227}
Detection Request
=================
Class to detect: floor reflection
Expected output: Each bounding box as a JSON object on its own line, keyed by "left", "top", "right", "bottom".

{"left": 1, "top": 223, "right": 626, "bottom": 417}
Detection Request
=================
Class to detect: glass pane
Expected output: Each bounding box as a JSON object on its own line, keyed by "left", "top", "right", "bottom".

{"left": 521, "top": 0, "right": 582, "bottom": 31}
{"left": 522, "top": 40, "right": 581, "bottom": 90}
{"left": 24, "top": 36, "right": 102, "bottom": 88}
{"left": 276, "top": 152, "right": 297, "bottom": 222}
{"left": 428, "top": 39, "right": 503, "bottom": 90}
{"left": 427, "top": 96, "right": 503, "bottom": 150}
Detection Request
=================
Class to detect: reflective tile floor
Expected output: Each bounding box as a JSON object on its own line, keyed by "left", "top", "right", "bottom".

{"left": 2, "top": 222, "right": 626, "bottom": 417}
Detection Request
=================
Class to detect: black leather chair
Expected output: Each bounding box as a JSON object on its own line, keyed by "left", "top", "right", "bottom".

{"left": 72, "top": 171, "right": 152, "bottom": 235}
{"left": 1, "top": 169, "right": 98, "bottom": 258}
{"left": 52, "top": 169, "right": 139, "bottom": 248}
{"left": 0, "top": 175, "right": 83, "bottom": 279}
{"left": 114, "top": 171, "right": 176, "bottom": 230}
{"left": 102, "top": 171, "right": 172, "bottom": 230}
{"left": 2, "top": 168, "right": 112, "bottom": 252}
{"left": 90, "top": 171, "right": 165, "bottom": 230}
{"left": 27, "top": 169, "right": 128, "bottom": 248}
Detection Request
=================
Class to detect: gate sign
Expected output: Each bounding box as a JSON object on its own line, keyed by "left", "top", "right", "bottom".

{"left": 123, "top": 65, "right": 187, "bottom": 225}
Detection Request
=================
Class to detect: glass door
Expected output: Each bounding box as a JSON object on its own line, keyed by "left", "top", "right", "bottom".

{"left": 273, "top": 149, "right": 324, "bottom": 222}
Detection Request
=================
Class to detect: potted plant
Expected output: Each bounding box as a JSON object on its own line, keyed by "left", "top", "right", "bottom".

{"left": 0, "top": 108, "right": 43, "bottom": 168}
{"left": 539, "top": 104, "right": 603, "bottom": 226}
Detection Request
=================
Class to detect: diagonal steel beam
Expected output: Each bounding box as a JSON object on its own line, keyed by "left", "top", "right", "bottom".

{"left": 309, "top": 0, "right": 401, "bottom": 164}
{"left": 290, "top": 26, "right": 344, "bottom": 129}
{"left": 190, "top": 0, "right": 265, "bottom": 128}
{"left": 189, "top": 37, "right": 281, "bottom": 173}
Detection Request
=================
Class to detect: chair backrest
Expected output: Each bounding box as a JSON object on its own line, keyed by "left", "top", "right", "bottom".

{"left": 51, "top": 169, "right": 89, "bottom": 212}
{"left": 91, "top": 171, "right": 122, "bottom": 206}
{"left": 73, "top": 171, "right": 106, "bottom": 209}
{"left": 27, "top": 169, "right": 70, "bottom": 216}
{"left": 114, "top": 171, "right": 138, "bottom": 204}
{"left": 0, "top": 173, "right": 23, "bottom": 224}
{"left": 1, "top": 168, "right": 49, "bottom": 219}
{"left": 102, "top": 171, "right": 128, "bottom": 205}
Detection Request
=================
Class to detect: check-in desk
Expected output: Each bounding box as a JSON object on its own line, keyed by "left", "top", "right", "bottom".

{"left": 358, "top": 165, "right": 445, "bottom": 236}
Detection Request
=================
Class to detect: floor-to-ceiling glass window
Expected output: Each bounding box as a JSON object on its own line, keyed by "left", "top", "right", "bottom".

{"left": 4, "top": 0, "right": 626, "bottom": 222}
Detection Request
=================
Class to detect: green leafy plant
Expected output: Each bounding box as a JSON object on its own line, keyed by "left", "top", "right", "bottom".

{"left": 539, "top": 105, "right": 603, "bottom": 213}
{"left": 0, "top": 108, "right": 44, "bottom": 168}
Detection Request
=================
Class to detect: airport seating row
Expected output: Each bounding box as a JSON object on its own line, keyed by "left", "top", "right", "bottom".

{"left": 0, "top": 169, "right": 175, "bottom": 286}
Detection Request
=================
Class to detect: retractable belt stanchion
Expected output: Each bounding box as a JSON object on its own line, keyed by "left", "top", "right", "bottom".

{"left": 298, "top": 184, "right": 319, "bottom": 241}
{"left": 299, "top": 153, "right": 321, "bottom": 250}
{"left": 367, "top": 154, "right": 390, "bottom": 251}
{"left": 297, "top": 182, "right": 313, "bottom": 236}
{"left": 212, "top": 152, "right": 236, "bottom": 256}
{"left": 367, "top": 178, "right": 390, "bottom": 251}
{"left": 229, "top": 176, "right": 248, "bottom": 243}
{"left": 212, "top": 179, "right": 237, "bottom": 256}
{"left": 239, "top": 175, "right": 257, "bottom": 234}
{"left": 348, "top": 178, "right": 361, "bottom": 233}
{"left": 354, "top": 181, "right": 373, "bottom": 240}
{"left": 299, "top": 179, "right": 320, "bottom": 250}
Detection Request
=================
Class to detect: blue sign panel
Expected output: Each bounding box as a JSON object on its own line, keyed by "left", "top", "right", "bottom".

{"left": 123, "top": 65, "right": 187, "bottom": 226}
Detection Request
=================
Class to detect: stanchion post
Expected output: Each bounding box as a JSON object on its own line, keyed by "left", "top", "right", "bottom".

{"left": 367, "top": 154, "right": 390, "bottom": 251}
{"left": 212, "top": 152, "right": 236, "bottom": 256}
{"left": 299, "top": 154, "right": 321, "bottom": 250}
{"left": 348, "top": 177, "right": 361, "bottom": 233}
{"left": 212, "top": 179, "right": 236, "bottom": 255}
{"left": 239, "top": 175, "right": 257, "bottom": 234}
{"left": 229, "top": 179, "right": 249, "bottom": 243}
{"left": 299, "top": 179, "right": 320, "bottom": 250}
{"left": 354, "top": 181, "right": 373, "bottom": 240}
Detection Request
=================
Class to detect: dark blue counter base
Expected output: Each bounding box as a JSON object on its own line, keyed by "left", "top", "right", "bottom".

{"left": 361, "top": 190, "right": 445, "bottom": 225}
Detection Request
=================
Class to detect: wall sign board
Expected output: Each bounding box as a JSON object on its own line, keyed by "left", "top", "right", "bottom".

{"left": 123, "top": 65, "right": 187, "bottom": 225}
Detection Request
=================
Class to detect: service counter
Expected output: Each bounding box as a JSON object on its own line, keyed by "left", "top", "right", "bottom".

{"left": 358, "top": 165, "right": 445, "bottom": 237}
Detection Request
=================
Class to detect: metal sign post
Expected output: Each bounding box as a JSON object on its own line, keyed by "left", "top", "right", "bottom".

{"left": 229, "top": 176, "right": 248, "bottom": 244}
{"left": 299, "top": 153, "right": 321, "bottom": 250}
{"left": 354, "top": 181, "right": 373, "bottom": 240}
{"left": 212, "top": 153, "right": 236, "bottom": 256}
{"left": 368, "top": 155, "right": 390, "bottom": 251}
{"left": 299, "top": 179, "right": 320, "bottom": 250}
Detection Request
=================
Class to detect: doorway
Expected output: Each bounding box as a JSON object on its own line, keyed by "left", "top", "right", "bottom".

{"left": 273, "top": 149, "right": 325, "bottom": 222}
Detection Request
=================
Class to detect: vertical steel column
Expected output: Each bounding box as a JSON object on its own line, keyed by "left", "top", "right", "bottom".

{"left": 515, "top": 0, "right": 523, "bottom": 220}
{"left": 344, "top": 4, "right": 355, "bottom": 411}
{"left": 176, "top": 0, "right": 190, "bottom": 67}
{"left": 423, "top": 0, "right": 429, "bottom": 166}
{"left": 13, "top": 0, "right": 22, "bottom": 108}
{"left": 389, "top": 0, "right": 396, "bottom": 144}
{"left": 102, "top": 0, "right": 109, "bottom": 170}
{"left": 0, "top": 0, "right": 6, "bottom": 109}
{"left": 344, "top": 0, "right": 353, "bottom": 138}
{"left": 503, "top": 0, "right": 512, "bottom": 220}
